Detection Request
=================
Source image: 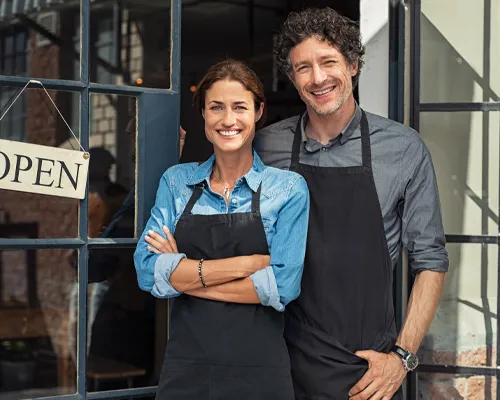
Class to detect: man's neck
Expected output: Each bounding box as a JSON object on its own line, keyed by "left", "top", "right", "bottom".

{"left": 306, "top": 97, "right": 356, "bottom": 145}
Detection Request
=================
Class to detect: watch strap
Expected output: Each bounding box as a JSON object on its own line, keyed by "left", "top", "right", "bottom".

{"left": 391, "top": 345, "right": 408, "bottom": 359}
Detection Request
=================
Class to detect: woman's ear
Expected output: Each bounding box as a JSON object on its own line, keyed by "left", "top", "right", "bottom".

{"left": 255, "top": 102, "right": 264, "bottom": 123}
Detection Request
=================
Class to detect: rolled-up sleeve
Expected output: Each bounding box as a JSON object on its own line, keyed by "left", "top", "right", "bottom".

{"left": 401, "top": 135, "right": 449, "bottom": 275}
{"left": 250, "top": 176, "right": 310, "bottom": 311}
{"left": 134, "top": 172, "right": 186, "bottom": 298}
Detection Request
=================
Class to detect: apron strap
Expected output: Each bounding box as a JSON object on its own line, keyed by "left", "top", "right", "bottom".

{"left": 183, "top": 184, "right": 204, "bottom": 215}
{"left": 292, "top": 109, "right": 372, "bottom": 169}
{"left": 290, "top": 115, "right": 303, "bottom": 169}
{"left": 359, "top": 110, "right": 372, "bottom": 168}
{"left": 251, "top": 183, "right": 263, "bottom": 213}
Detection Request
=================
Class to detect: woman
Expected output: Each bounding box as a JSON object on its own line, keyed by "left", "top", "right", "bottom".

{"left": 134, "top": 60, "right": 309, "bottom": 400}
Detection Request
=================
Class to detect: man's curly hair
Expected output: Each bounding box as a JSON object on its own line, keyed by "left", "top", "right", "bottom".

{"left": 275, "top": 7, "right": 365, "bottom": 88}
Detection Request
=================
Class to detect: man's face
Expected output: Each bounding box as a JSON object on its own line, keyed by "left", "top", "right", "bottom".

{"left": 289, "top": 36, "right": 358, "bottom": 117}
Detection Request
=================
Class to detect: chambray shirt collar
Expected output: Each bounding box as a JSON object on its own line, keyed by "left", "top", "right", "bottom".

{"left": 186, "top": 150, "right": 265, "bottom": 193}
{"left": 300, "top": 103, "right": 363, "bottom": 151}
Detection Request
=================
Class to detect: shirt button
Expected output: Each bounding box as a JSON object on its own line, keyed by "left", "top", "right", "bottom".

{"left": 322, "top": 147, "right": 327, "bottom": 151}
{"left": 231, "top": 198, "right": 237, "bottom": 204}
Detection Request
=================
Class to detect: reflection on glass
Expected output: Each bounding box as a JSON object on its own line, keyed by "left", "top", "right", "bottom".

{"left": 0, "top": 87, "right": 80, "bottom": 239}
{"left": 0, "top": 2, "right": 81, "bottom": 81}
{"left": 420, "top": 0, "right": 499, "bottom": 103}
{"left": 420, "top": 111, "right": 500, "bottom": 236}
{"left": 90, "top": 3, "right": 171, "bottom": 88}
{"left": 0, "top": 249, "right": 76, "bottom": 396}
{"left": 86, "top": 249, "right": 160, "bottom": 392}
{"left": 419, "top": 243, "right": 497, "bottom": 369}
{"left": 88, "top": 94, "right": 136, "bottom": 239}
{"left": 418, "top": 372, "right": 495, "bottom": 400}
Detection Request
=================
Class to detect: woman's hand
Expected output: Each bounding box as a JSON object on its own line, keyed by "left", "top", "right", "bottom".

{"left": 145, "top": 226, "right": 178, "bottom": 254}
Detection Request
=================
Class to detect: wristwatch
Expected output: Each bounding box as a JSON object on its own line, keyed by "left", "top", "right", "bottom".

{"left": 391, "top": 345, "right": 419, "bottom": 371}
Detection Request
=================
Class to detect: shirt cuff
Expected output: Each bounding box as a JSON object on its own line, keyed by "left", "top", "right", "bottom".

{"left": 250, "top": 266, "right": 284, "bottom": 312}
{"left": 152, "top": 253, "right": 186, "bottom": 298}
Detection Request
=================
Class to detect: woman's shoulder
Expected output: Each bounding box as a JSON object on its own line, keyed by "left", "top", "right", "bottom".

{"left": 161, "top": 162, "right": 199, "bottom": 190}
{"left": 260, "top": 166, "right": 308, "bottom": 198}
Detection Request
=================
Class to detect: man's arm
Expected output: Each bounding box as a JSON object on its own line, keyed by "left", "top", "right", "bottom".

{"left": 396, "top": 270, "right": 446, "bottom": 353}
{"left": 350, "top": 133, "right": 448, "bottom": 400}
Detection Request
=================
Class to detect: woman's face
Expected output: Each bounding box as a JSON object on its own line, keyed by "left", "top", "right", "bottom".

{"left": 203, "top": 79, "right": 263, "bottom": 155}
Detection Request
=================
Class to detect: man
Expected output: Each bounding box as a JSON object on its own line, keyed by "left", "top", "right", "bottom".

{"left": 179, "top": 7, "right": 447, "bottom": 399}
{"left": 252, "top": 7, "right": 447, "bottom": 400}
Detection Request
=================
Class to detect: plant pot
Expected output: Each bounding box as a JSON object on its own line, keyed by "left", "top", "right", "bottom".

{"left": 0, "top": 359, "right": 36, "bottom": 390}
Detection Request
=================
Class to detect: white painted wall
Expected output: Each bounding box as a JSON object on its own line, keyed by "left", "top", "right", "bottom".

{"left": 359, "top": 0, "right": 389, "bottom": 117}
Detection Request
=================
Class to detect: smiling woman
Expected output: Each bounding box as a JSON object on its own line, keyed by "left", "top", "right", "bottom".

{"left": 133, "top": 59, "right": 310, "bottom": 400}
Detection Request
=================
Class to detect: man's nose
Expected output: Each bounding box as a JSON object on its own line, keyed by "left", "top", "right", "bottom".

{"left": 312, "top": 65, "right": 328, "bottom": 85}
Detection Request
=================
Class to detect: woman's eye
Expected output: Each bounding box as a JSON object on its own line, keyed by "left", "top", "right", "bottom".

{"left": 235, "top": 106, "right": 248, "bottom": 110}
{"left": 210, "top": 105, "right": 223, "bottom": 111}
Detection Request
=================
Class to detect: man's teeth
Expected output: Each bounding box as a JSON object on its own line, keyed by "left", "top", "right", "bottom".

{"left": 312, "top": 87, "right": 334, "bottom": 96}
{"left": 219, "top": 130, "right": 240, "bottom": 136}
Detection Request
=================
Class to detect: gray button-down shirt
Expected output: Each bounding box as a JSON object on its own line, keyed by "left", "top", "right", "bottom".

{"left": 254, "top": 105, "right": 449, "bottom": 274}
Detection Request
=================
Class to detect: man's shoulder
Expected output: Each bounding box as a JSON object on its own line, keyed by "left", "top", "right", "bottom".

{"left": 257, "top": 115, "right": 301, "bottom": 137}
{"left": 254, "top": 115, "right": 300, "bottom": 169}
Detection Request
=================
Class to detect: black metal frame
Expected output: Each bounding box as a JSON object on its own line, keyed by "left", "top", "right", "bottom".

{"left": 403, "top": 0, "right": 500, "bottom": 399}
{"left": 0, "top": 0, "right": 181, "bottom": 399}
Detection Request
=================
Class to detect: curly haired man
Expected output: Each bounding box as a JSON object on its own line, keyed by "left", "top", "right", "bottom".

{"left": 254, "top": 7, "right": 448, "bottom": 400}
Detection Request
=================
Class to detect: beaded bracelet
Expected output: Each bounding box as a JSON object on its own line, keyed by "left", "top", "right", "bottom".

{"left": 198, "top": 258, "right": 207, "bottom": 288}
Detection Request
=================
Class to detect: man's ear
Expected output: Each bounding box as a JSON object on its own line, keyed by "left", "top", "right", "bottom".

{"left": 349, "top": 59, "right": 359, "bottom": 78}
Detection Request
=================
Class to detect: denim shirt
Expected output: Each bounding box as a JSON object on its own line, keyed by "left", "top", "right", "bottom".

{"left": 134, "top": 151, "right": 310, "bottom": 312}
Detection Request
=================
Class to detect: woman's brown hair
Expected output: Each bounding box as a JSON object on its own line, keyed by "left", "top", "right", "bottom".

{"left": 192, "top": 59, "right": 267, "bottom": 130}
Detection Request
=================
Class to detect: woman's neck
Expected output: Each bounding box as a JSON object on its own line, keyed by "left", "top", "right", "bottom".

{"left": 212, "top": 148, "right": 254, "bottom": 185}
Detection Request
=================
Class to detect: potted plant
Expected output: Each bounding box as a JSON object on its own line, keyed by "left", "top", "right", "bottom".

{"left": 0, "top": 340, "right": 36, "bottom": 390}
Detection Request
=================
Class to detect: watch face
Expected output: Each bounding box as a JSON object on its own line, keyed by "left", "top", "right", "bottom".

{"left": 405, "top": 354, "right": 419, "bottom": 371}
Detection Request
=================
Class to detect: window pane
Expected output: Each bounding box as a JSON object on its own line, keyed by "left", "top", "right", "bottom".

{"left": 0, "top": 249, "right": 76, "bottom": 396}
{"left": 420, "top": 111, "right": 499, "bottom": 236}
{"left": 420, "top": 0, "right": 500, "bottom": 103}
{"left": 419, "top": 243, "right": 497, "bottom": 368}
{"left": 88, "top": 94, "right": 136, "bottom": 239}
{"left": 91, "top": 2, "right": 171, "bottom": 88}
{"left": 0, "top": 86, "right": 80, "bottom": 239}
{"left": 87, "top": 249, "right": 161, "bottom": 392}
{"left": 418, "top": 372, "right": 495, "bottom": 400}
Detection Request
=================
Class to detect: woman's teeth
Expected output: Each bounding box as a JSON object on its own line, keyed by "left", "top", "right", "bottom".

{"left": 312, "top": 87, "right": 334, "bottom": 96}
{"left": 218, "top": 130, "right": 240, "bottom": 137}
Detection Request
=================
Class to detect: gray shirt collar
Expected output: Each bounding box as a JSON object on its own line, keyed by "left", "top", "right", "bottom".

{"left": 300, "top": 103, "right": 363, "bottom": 152}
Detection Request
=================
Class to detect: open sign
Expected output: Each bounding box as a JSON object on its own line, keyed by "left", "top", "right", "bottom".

{"left": 0, "top": 139, "right": 89, "bottom": 199}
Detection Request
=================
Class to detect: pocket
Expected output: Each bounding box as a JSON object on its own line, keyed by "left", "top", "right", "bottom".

{"left": 156, "top": 364, "right": 210, "bottom": 400}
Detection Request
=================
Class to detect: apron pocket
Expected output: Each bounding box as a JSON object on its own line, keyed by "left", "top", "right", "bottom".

{"left": 210, "top": 366, "right": 294, "bottom": 400}
{"left": 156, "top": 364, "right": 210, "bottom": 400}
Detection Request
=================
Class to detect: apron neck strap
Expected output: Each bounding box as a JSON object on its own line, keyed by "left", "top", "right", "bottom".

{"left": 184, "top": 184, "right": 204, "bottom": 215}
{"left": 359, "top": 110, "right": 371, "bottom": 168}
{"left": 290, "top": 116, "right": 303, "bottom": 168}
{"left": 290, "top": 109, "right": 372, "bottom": 169}
{"left": 251, "top": 182, "right": 262, "bottom": 213}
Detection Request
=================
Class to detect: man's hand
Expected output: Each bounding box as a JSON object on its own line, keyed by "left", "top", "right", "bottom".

{"left": 349, "top": 350, "right": 406, "bottom": 400}
{"left": 180, "top": 126, "right": 186, "bottom": 157}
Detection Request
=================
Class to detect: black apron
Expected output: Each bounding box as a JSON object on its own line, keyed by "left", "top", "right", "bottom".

{"left": 156, "top": 182, "right": 294, "bottom": 400}
{"left": 285, "top": 110, "right": 403, "bottom": 400}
